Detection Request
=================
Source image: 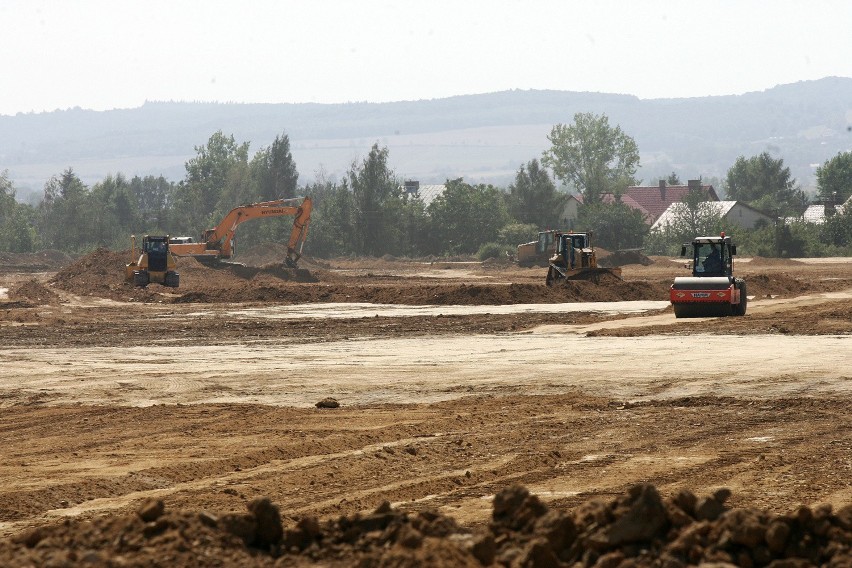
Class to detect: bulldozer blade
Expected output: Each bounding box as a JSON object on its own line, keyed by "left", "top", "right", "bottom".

{"left": 563, "top": 267, "right": 623, "bottom": 282}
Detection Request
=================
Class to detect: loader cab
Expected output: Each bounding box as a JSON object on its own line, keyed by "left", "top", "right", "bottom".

{"left": 536, "top": 230, "right": 556, "bottom": 254}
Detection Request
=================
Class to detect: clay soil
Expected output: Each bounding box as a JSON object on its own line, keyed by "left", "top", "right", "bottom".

{"left": 1, "top": 247, "right": 852, "bottom": 566}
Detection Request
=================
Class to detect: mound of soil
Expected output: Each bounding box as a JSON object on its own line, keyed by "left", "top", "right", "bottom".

{"left": 49, "top": 248, "right": 162, "bottom": 302}
{"left": 745, "top": 272, "right": 843, "bottom": 297}
{"left": 599, "top": 249, "right": 654, "bottom": 268}
{"left": 48, "top": 249, "right": 321, "bottom": 302}
{"left": 45, "top": 248, "right": 836, "bottom": 307}
{"left": 2, "top": 484, "right": 849, "bottom": 567}
{"left": 233, "top": 242, "right": 293, "bottom": 267}
{"left": 747, "top": 256, "right": 805, "bottom": 266}
{"left": 8, "top": 280, "right": 60, "bottom": 305}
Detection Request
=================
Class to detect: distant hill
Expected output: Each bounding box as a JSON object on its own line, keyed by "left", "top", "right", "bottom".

{"left": 1, "top": 77, "right": 851, "bottom": 202}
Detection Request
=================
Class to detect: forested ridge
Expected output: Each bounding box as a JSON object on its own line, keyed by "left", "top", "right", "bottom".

{"left": 1, "top": 77, "right": 850, "bottom": 197}
{"left": 1, "top": 78, "right": 851, "bottom": 260}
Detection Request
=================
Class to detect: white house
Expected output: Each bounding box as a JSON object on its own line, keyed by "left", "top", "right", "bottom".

{"left": 402, "top": 180, "right": 446, "bottom": 207}
{"left": 651, "top": 201, "right": 773, "bottom": 232}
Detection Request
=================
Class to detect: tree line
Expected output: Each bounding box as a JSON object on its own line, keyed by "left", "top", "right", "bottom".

{"left": 2, "top": 113, "right": 852, "bottom": 259}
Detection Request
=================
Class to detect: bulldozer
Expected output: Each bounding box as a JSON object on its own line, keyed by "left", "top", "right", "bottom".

{"left": 125, "top": 235, "right": 180, "bottom": 288}
{"left": 545, "top": 231, "right": 621, "bottom": 285}
{"left": 670, "top": 232, "right": 747, "bottom": 317}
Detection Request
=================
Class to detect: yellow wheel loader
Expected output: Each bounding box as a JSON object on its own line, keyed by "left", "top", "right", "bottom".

{"left": 516, "top": 230, "right": 558, "bottom": 267}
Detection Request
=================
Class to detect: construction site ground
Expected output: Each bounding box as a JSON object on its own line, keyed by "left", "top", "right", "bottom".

{"left": 1, "top": 247, "right": 851, "bottom": 565}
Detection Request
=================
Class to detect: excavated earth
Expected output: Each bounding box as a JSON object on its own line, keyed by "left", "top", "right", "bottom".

{"left": 1, "top": 245, "right": 852, "bottom": 566}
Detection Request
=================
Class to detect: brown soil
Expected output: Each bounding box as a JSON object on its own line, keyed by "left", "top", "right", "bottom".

{"left": 2, "top": 249, "right": 852, "bottom": 566}
{"left": 2, "top": 481, "right": 850, "bottom": 567}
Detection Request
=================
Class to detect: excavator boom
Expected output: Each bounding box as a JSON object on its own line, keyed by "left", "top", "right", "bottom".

{"left": 169, "top": 197, "right": 312, "bottom": 266}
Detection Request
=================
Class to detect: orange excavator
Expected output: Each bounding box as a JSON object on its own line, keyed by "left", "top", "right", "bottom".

{"left": 168, "top": 196, "right": 312, "bottom": 267}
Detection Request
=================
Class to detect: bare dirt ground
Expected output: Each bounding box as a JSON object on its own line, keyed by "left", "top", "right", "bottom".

{"left": 1, "top": 246, "right": 851, "bottom": 566}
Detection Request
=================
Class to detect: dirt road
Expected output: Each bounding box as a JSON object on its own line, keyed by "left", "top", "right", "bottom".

{"left": 1, "top": 250, "right": 851, "bottom": 565}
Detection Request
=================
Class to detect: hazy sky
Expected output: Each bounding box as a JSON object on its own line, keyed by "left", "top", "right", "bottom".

{"left": 2, "top": 0, "right": 850, "bottom": 116}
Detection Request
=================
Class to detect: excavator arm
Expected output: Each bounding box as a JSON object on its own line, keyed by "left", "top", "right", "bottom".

{"left": 284, "top": 197, "right": 311, "bottom": 267}
{"left": 170, "top": 197, "right": 312, "bottom": 266}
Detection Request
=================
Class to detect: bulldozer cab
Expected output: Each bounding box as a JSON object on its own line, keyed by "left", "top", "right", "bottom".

{"left": 555, "top": 232, "right": 591, "bottom": 269}
{"left": 142, "top": 236, "right": 170, "bottom": 273}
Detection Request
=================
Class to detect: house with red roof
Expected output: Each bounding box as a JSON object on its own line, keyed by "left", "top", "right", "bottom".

{"left": 574, "top": 180, "right": 720, "bottom": 225}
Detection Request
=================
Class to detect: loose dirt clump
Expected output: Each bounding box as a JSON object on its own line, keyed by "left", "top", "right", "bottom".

{"left": 2, "top": 484, "right": 849, "bottom": 567}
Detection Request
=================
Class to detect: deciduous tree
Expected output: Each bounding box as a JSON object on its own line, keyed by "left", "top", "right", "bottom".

{"left": 725, "top": 153, "right": 805, "bottom": 216}
{"left": 816, "top": 151, "right": 852, "bottom": 206}
{"left": 347, "top": 143, "right": 402, "bottom": 256}
{"left": 576, "top": 201, "right": 647, "bottom": 251}
{"left": 427, "top": 179, "right": 510, "bottom": 255}
{"left": 240, "top": 133, "right": 302, "bottom": 250}
{"left": 251, "top": 133, "right": 299, "bottom": 202}
{"left": 302, "top": 178, "right": 355, "bottom": 258}
{"left": 0, "top": 171, "right": 37, "bottom": 252}
{"left": 175, "top": 131, "right": 250, "bottom": 233}
{"left": 89, "top": 174, "right": 137, "bottom": 247}
{"left": 506, "top": 159, "right": 566, "bottom": 228}
{"left": 542, "top": 113, "right": 640, "bottom": 204}
{"left": 38, "top": 168, "right": 91, "bottom": 251}
{"left": 130, "top": 175, "right": 174, "bottom": 230}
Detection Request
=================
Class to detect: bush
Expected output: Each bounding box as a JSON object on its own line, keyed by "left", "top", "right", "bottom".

{"left": 498, "top": 222, "right": 539, "bottom": 247}
{"left": 477, "top": 242, "right": 509, "bottom": 261}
